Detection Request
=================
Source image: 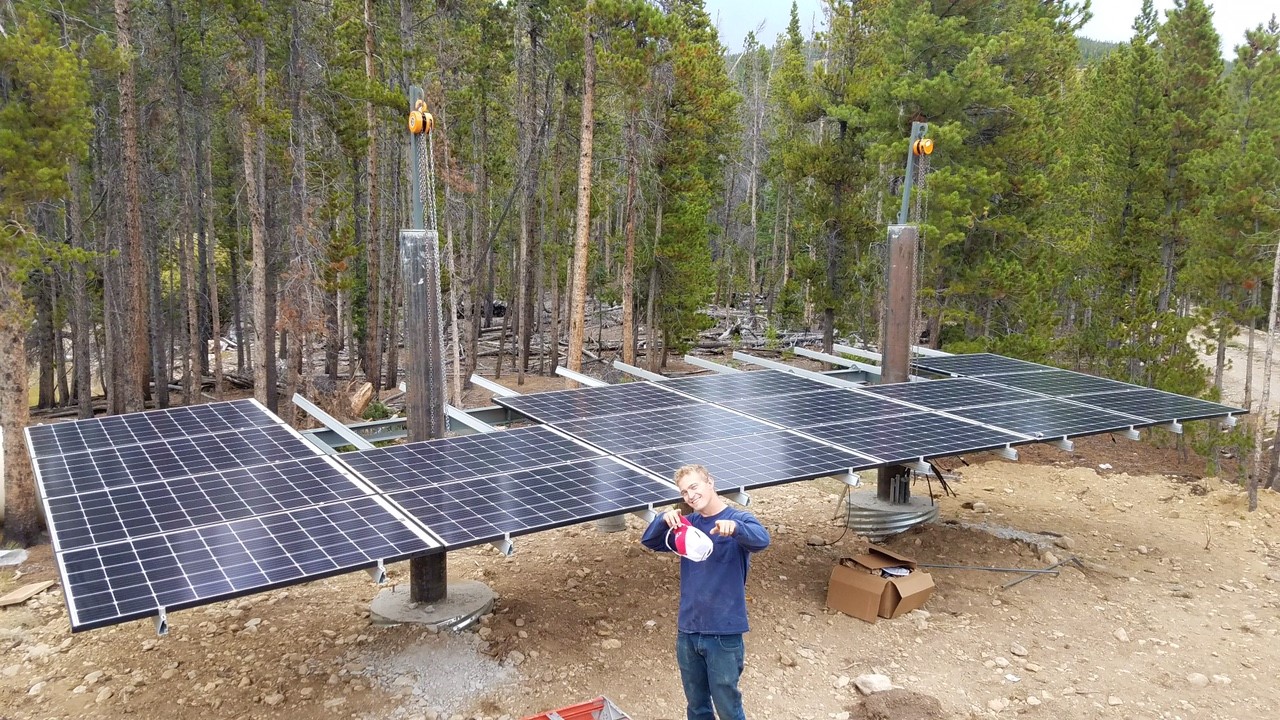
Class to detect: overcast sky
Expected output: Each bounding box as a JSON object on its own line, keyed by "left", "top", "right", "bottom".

{"left": 703, "top": 0, "right": 1276, "bottom": 58}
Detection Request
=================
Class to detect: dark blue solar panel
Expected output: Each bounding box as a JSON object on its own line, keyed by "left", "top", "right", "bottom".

{"left": 387, "top": 457, "right": 677, "bottom": 549}
{"left": 550, "top": 404, "right": 777, "bottom": 454}
{"left": 860, "top": 378, "right": 1043, "bottom": 411}
{"left": 58, "top": 496, "right": 438, "bottom": 631}
{"left": 658, "top": 369, "right": 836, "bottom": 402}
{"left": 1074, "top": 389, "right": 1245, "bottom": 424}
{"left": 341, "top": 426, "right": 601, "bottom": 494}
{"left": 25, "top": 400, "right": 277, "bottom": 459}
{"left": 618, "top": 431, "right": 875, "bottom": 491}
{"left": 979, "top": 369, "right": 1142, "bottom": 397}
{"left": 494, "top": 382, "right": 697, "bottom": 423}
{"left": 45, "top": 456, "right": 369, "bottom": 552}
{"left": 34, "top": 424, "right": 320, "bottom": 499}
{"left": 720, "top": 389, "right": 917, "bottom": 428}
{"left": 802, "top": 412, "right": 1028, "bottom": 464}
{"left": 911, "top": 353, "right": 1052, "bottom": 377}
{"left": 949, "top": 398, "right": 1147, "bottom": 439}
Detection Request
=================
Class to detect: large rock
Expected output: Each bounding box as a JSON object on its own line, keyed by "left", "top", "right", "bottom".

{"left": 853, "top": 674, "right": 893, "bottom": 695}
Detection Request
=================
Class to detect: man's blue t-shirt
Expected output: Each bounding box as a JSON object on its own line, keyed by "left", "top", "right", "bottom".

{"left": 641, "top": 506, "right": 771, "bottom": 634}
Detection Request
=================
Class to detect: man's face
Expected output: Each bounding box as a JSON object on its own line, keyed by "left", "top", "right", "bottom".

{"left": 678, "top": 473, "right": 714, "bottom": 514}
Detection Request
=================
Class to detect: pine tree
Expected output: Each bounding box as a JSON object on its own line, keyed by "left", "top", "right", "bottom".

{"left": 648, "top": 0, "right": 740, "bottom": 361}
{"left": 0, "top": 10, "right": 93, "bottom": 543}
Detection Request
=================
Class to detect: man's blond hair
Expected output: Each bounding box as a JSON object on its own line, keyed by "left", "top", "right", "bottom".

{"left": 673, "top": 464, "right": 712, "bottom": 487}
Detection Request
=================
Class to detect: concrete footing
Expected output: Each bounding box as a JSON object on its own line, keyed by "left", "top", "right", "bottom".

{"left": 369, "top": 580, "right": 495, "bottom": 631}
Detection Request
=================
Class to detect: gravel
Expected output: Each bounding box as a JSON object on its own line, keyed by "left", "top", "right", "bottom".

{"left": 352, "top": 631, "right": 518, "bottom": 719}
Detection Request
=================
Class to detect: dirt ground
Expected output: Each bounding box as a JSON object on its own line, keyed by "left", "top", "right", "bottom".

{"left": 4, "top": 352, "right": 1280, "bottom": 720}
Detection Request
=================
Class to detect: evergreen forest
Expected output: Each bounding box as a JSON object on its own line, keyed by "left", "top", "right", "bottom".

{"left": 2, "top": 0, "right": 1280, "bottom": 545}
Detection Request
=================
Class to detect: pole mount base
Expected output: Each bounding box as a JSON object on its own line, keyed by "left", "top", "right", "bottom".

{"left": 369, "top": 580, "right": 496, "bottom": 631}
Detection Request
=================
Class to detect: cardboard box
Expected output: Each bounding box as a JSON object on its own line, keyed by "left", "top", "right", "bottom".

{"left": 826, "top": 544, "right": 935, "bottom": 623}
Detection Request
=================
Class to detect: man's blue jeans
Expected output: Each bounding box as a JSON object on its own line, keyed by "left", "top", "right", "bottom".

{"left": 676, "top": 631, "right": 747, "bottom": 720}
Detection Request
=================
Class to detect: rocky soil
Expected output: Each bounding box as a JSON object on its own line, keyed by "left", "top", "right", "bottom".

{"left": 3, "top": 355, "right": 1280, "bottom": 719}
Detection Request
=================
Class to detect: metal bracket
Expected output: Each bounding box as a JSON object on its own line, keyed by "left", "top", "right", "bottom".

{"left": 446, "top": 404, "right": 497, "bottom": 434}
{"left": 908, "top": 460, "right": 932, "bottom": 475}
{"left": 722, "top": 490, "right": 750, "bottom": 507}
{"left": 632, "top": 507, "right": 658, "bottom": 523}
{"left": 1119, "top": 428, "right": 1141, "bottom": 441}
{"left": 491, "top": 534, "right": 514, "bottom": 557}
{"left": 993, "top": 446, "right": 1018, "bottom": 461}
{"left": 612, "top": 359, "right": 665, "bottom": 381}
{"left": 292, "top": 393, "right": 376, "bottom": 451}
{"left": 1161, "top": 421, "right": 1184, "bottom": 435}
{"left": 681, "top": 355, "right": 742, "bottom": 373}
{"left": 1223, "top": 415, "right": 1238, "bottom": 428}
{"left": 366, "top": 560, "right": 387, "bottom": 584}
{"left": 836, "top": 472, "right": 862, "bottom": 488}
{"left": 1050, "top": 438, "right": 1074, "bottom": 452}
{"left": 154, "top": 607, "right": 169, "bottom": 637}
{"left": 468, "top": 374, "right": 519, "bottom": 397}
{"left": 554, "top": 366, "right": 608, "bottom": 387}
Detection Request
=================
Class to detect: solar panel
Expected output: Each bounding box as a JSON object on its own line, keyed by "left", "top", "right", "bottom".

{"left": 549, "top": 404, "right": 777, "bottom": 454}
{"left": 58, "top": 495, "right": 439, "bottom": 631}
{"left": 801, "top": 412, "right": 1028, "bottom": 464}
{"left": 978, "top": 369, "right": 1142, "bottom": 397}
{"left": 618, "top": 431, "right": 875, "bottom": 491}
{"left": 494, "top": 382, "right": 696, "bottom": 423}
{"left": 949, "top": 398, "right": 1146, "bottom": 439}
{"left": 25, "top": 400, "right": 277, "bottom": 460}
{"left": 44, "top": 456, "right": 371, "bottom": 552}
{"left": 658, "top": 369, "right": 836, "bottom": 402}
{"left": 386, "top": 456, "right": 677, "bottom": 549}
{"left": 719, "top": 389, "right": 916, "bottom": 428}
{"left": 1073, "top": 389, "right": 1245, "bottom": 424}
{"left": 912, "top": 353, "right": 1053, "bottom": 377}
{"left": 860, "top": 378, "right": 1044, "bottom": 411}
{"left": 34, "top": 424, "right": 322, "bottom": 499}
{"left": 341, "top": 426, "right": 601, "bottom": 494}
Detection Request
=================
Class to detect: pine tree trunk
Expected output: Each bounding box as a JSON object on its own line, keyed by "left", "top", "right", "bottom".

{"left": 1250, "top": 213, "right": 1280, "bottom": 508}
{"left": 0, "top": 262, "right": 38, "bottom": 544}
{"left": 567, "top": 7, "right": 597, "bottom": 376}
{"left": 362, "top": 0, "right": 382, "bottom": 392}
{"left": 283, "top": 1, "right": 308, "bottom": 422}
{"left": 621, "top": 119, "right": 639, "bottom": 366}
{"left": 67, "top": 161, "right": 94, "bottom": 418}
{"left": 114, "top": 0, "right": 149, "bottom": 413}
{"left": 167, "top": 0, "right": 199, "bottom": 406}
{"left": 204, "top": 146, "right": 224, "bottom": 399}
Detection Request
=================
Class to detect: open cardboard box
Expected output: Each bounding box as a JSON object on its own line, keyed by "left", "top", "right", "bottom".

{"left": 826, "top": 544, "right": 935, "bottom": 623}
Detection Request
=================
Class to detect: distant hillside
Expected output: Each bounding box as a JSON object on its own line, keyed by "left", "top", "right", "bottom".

{"left": 1078, "top": 36, "right": 1122, "bottom": 63}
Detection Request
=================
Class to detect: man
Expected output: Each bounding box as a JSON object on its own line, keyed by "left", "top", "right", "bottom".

{"left": 641, "top": 464, "right": 771, "bottom": 720}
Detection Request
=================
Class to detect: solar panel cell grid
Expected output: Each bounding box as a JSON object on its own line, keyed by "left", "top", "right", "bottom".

{"left": 911, "top": 353, "right": 1053, "bottom": 377}
{"left": 618, "top": 431, "right": 875, "bottom": 492}
{"left": 26, "top": 400, "right": 276, "bottom": 459}
{"left": 45, "top": 456, "right": 370, "bottom": 552}
{"left": 549, "top": 404, "right": 777, "bottom": 454}
{"left": 1075, "top": 389, "right": 1244, "bottom": 423}
{"left": 979, "top": 369, "right": 1142, "bottom": 397}
{"left": 35, "top": 424, "right": 321, "bottom": 499}
{"left": 860, "top": 378, "right": 1044, "bottom": 411}
{"left": 388, "top": 456, "right": 678, "bottom": 549}
{"left": 342, "top": 426, "right": 602, "bottom": 494}
{"left": 59, "top": 496, "right": 437, "bottom": 631}
{"left": 658, "top": 370, "right": 835, "bottom": 402}
{"left": 719, "top": 389, "right": 916, "bottom": 428}
{"left": 494, "top": 382, "right": 696, "bottom": 423}
{"left": 949, "top": 398, "right": 1146, "bottom": 439}
{"left": 801, "top": 412, "right": 1027, "bottom": 464}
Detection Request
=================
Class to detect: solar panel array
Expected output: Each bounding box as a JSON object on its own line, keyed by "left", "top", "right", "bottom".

{"left": 28, "top": 356, "right": 1246, "bottom": 633}
{"left": 26, "top": 401, "right": 440, "bottom": 631}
